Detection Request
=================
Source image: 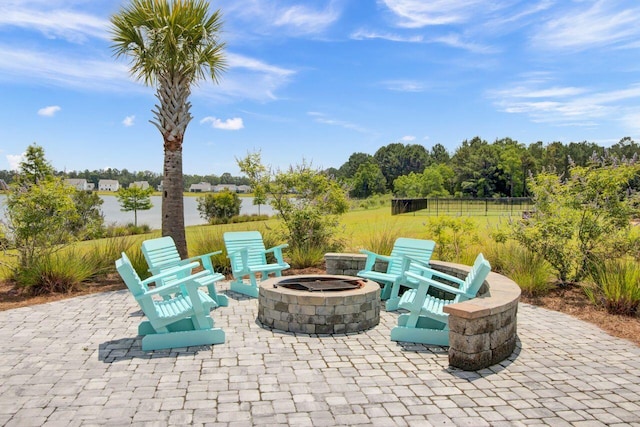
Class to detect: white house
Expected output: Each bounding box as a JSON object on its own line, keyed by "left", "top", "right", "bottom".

{"left": 99, "top": 179, "right": 120, "bottom": 192}
{"left": 65, "top": 178, "right": 92, "bottom": 191}
{"left": 237, "top": 185, "right": 252, "bottom": 194}
{"left": 130, "top": 181, "right": 150, "bottom": 190}
{"left": 214, "top": 184, "right": 237, "bottom": 193}
{"left": 189, "top": 182, "right": 213, "bottom": 192}
{"left": 0, "top": 179, "right": 8, "bottom": 191}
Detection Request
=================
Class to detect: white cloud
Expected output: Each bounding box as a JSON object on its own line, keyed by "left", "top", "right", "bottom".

{"left": 38, "top": 105, "right": 61, "bottom": 117}
{"left": 382, "top": 80, "right": 425, "bottom": 92}
{"left": 350, "top": 29, "right": 423, "bottom": 43}
{"left": 122, "top": 115, "right": 135, "bottom": 127}
{"left": 7, "top": 154, "right": 23, "bottom": 171}
{"left": 401, "top": 135, "right": 416, "bottom": 141}
{"left": 274, "top": 3, "right": 340, "bottom": 35}
{"left": 221, "top": 0, "right": 341, "bottom": 36}
{"left": 308, "top": 112, "right": 369, "bottom": 133}
{"left": 380, "top": 0, "right": 487, "bottom": 27}
{"left": 0, "top": 7, "right": 109, "bottom": 42}
{"left": 489, "top": 76, "right": 640, "bottom": 130}
{"left": 200, "top": 117, "right": 244, "bottom": 130}
{"left": 533, "top": 0, "right": 640, "bottom": 50}
{"left": 0, "top": 45, "right": 138, "bottom": 92}
{"left": 431, "top": 33, "right": 498, "bottom": 54}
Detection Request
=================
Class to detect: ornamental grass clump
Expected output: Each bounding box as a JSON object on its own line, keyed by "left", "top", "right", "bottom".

{"left": 585, "top": 259, "right": 640, "bottom": 316}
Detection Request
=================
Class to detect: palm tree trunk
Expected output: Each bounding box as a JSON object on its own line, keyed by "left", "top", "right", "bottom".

{"left": 162, "top": 147, "right": 187, "bottom": 258}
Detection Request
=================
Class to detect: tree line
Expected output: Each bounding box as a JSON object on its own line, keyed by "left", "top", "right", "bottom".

{"left": 0, "top": 168, "right": 250, "bottom": 190}
{"left": 330, "top": 136, "right": 640, "bottom": 199}
{"left": 3, "top": 136, "right": 639, "bottom": 199}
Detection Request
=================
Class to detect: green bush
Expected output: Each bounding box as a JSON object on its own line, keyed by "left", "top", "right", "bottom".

{"left": 483, "top": 241, "right": 555, "bottom": 297}
{"left": 15, "top": 249, "right": 96, "bottom": 295}
{"left": 585, "top": 259, "right": 640, "bottom": 316}
{"left": 197, "top": 190, "right": 241, "bottom": 223}
{"left": 287, "top": 243, "right": 326, "bottom": 269}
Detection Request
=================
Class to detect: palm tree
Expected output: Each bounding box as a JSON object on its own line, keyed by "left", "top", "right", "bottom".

{"left": 110, "top": 0, "right": 226, "bottom": 257}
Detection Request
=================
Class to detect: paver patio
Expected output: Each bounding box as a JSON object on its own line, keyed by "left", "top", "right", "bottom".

{"left": 0, "top": 281, "right": 639, "bottom": 426}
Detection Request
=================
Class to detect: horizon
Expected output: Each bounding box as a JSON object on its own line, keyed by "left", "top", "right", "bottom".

{"left": 2, "top": 1, "right": 640, "bottom": 175}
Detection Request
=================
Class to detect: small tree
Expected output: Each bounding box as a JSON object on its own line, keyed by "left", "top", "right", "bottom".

{"left": 238, "top": 152, "right": 348, "bottom": 252}
{"left": 69, "top": 190, "right": 105, "bottom": 240}
{"left": 2, "top": 144, "right": 79, "bottom": 276}
{"left": 512, "top": 155, "right": 640, "bottom": 283}
{"left": 116, "top": 186, "right": 154, "bottom": 227}
{"left": 196, "top": 190, "right": 241, "bottom": 223}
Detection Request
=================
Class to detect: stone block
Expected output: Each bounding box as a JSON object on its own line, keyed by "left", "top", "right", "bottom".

{"left": 449, "top": 348, "right": 492, "bottom": 371}
{"left": 449, "top": 331, "right": 490, "bottom": 354}
{"left": 490, "top": 322, "right": 517, "bottom": 349}
{"left": 274, "top": 301, "right": 288, "bottom": 312}
{"left": 491, "top": 335, "right": 517, "bottom": 366}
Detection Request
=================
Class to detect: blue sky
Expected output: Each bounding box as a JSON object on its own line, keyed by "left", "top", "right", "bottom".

{"left": 2, "top": 0, "right": 640, "bottom": 175}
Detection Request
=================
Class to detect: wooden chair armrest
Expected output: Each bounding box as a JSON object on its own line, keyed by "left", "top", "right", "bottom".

{"left": 407, "top": 263, "right": 465, "bottom": 286}
{"left": 359, "top": 250, "right": 392, "bottom": 271}
{"left": 141, "top": 270, "right": 210, "bottom": 296}
{"left": 141, "top": 262, "right": 200, "bottom": 287}
{"left": 405, "top": 271, "right": 466, "bottom": 296}
{"left": 184, "top": 250, "right": 222, "bottom": 264}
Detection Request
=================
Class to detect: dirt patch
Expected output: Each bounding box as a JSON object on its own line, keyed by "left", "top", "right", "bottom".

{"left": 521, "top": 284, "right": 640, "bottom": 347}
{"left": 1, "top": 270, "right": 638, "bottom": 348}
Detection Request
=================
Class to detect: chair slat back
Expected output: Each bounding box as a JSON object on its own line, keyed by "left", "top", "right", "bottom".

{"left": 116, "top": 252, "right": 146, "bottom": 297}
{"left": 223, "top": 231, "right": 268, "bottom": 272}
{"left": 387, "top": 238, "right": 436, "bottom": 276}
{"left": 142, "top": 236, "right": 181, "bottom": 272}
{"left": 460, "top": 253, "right": 491, "bottom": 300}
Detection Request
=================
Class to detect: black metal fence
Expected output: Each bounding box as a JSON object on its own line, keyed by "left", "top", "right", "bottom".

{"left": 392, "top": 197, "right": 534, "bottom": 216}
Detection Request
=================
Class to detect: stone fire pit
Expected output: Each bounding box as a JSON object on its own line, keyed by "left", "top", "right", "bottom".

{"left": 257, "top": 275, "right": 380, "bottom": 334}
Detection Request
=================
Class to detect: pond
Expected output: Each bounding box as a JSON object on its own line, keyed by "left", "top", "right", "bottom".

{"left": 0, "top": 194, "right": 274, "bottom": 230}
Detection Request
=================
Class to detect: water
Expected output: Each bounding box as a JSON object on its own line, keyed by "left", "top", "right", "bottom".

{"left": 0, "top": 194, "right": 274, "bottom": 229}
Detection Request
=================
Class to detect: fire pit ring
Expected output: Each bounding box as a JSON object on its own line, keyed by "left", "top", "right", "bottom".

{"left": 258, "top": 274, "right": 380, "bottom": 334}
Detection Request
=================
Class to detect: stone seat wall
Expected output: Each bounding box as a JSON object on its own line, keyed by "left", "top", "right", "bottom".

{"left": 324, "top": 253, "right": 521, "bottom": 371}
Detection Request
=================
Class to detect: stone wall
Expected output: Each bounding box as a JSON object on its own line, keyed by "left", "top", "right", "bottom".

{"left": 324, "top": 253, "right": 521, "bottom": 371}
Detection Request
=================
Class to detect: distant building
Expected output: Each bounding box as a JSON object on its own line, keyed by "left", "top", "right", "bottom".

{"left": 157, "top": 180, "right": 163, "bottom": 191}
{"left": 189, "top": 182, "right": 213, "bottom": 192}
{"left": 99, "top": 179, "right": 120, "bottom": 192}
{"left": 130, "top": 181, "right": 150, "bottom": 190}
{"left": 65, "top": 178, "right": 93, "bottom": 191}
{"left": 237, "top": 185, "right": 252, "bottom": 193}
{"left": 214, "top": 184, "right": 237, "bottom": 193}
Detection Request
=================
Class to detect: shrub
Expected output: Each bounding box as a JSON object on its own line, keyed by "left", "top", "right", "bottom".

{"left": 197, "top": 190, "right": 241, "bottom": 224}
{"left": 585, "top": 259, "right": 640, "bottom": 316}
{"left": 484, "top": 241, "right": 555, "bottom": 297}
{"left": 15, "top": 249, "right": 95, "bottom": 295}
{"left": 361, "top": 222, "right": 398, "bottom": 255}
{"left": 287, "top": 243, "right": 326, "bottom": 269}
{"left": 424, "top": 216, "right": 478, "bottom": 262}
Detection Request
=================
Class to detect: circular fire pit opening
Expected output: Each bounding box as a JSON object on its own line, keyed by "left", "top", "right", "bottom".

{"left": 258, "top": 274, "right": 380, "bottom": 334}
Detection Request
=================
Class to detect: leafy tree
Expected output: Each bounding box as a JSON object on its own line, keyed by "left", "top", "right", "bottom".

{"left": 16, "top": 144, "right": 54, "bottom": 186}
{"left": 2, "top": 144, "right": 79, "bottom": 277}
{"left": 451, "top": 137, "right": 500, "bottom": 197}
{"left": 338, "top": 152, "right": 375, "bottom": 180}
{"left": 393, "top": 165, "right": 450, "bottom": 198}
{"left": 236, "top": 151, "right": 268, "bottom": 214}
{"left": 238, "top": 153, "right": 348, "bottom": 251}
{"left": 374, "top": 143, "right": 430, "bottom": 190}
{"left": 70, "top": 191, "right": 105, "bottom": 239}
{"left": 512, "top": 156, "right": 640, "bottom": 283}
{"left": 111, "top": 0, "right": 226, "bottom": 257}
{"left": 349, "top": 162, "right": 387, "bottom": 198}
{"left": 116, "top": 186, "right": 154, "bottom": 227}
{"left": 430, "top": 143, "right": 450, "bottom": 164}
{"left": 196, "top": 190, "right": 241, "bottom": 223}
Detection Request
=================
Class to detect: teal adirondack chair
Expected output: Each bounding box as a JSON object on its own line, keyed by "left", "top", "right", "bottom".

{"left": 115, "top": 252, "right": 225, "bottom": 351}
{"left": 390, "top": 253, "right": 491, "bottom": 346}
{"left": 223, "top": 231, "right": 289, "bottom": 298}
{"left": 141, "top": 236, "right": 228, "bottom": 307}
{"left": 358, "top": 237, "right": 436, "bottom": 311}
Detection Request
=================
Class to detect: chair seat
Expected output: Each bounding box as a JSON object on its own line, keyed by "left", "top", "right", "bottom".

{"left": 154, "top": 290, "right": 214, "bottom": 320}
